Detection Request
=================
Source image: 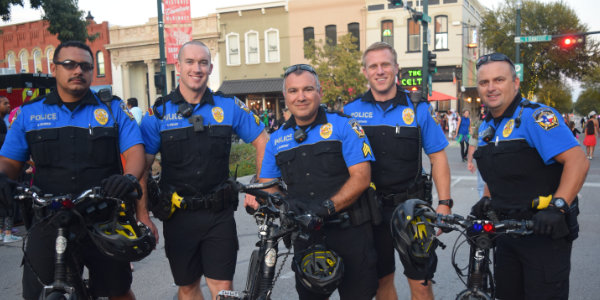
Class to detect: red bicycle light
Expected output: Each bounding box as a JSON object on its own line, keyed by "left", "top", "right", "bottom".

{"left": 61, "top": 199, "right": 74, "bottom": 209}
{"left": 483, "top": 223, "right": 494, "bottom": 232}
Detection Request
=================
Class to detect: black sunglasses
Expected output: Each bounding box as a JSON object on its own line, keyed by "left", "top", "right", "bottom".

{"left": 54, "top": 60, "right": 94, "bottom": 72}
{"left": 284, "top": 64, "right": 316, "bottom": 77}
{"left": 476, "top": 53, "right": 515, "bottom": 70}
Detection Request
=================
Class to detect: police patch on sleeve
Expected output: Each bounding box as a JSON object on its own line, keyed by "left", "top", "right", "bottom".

{"left": 349, "top": 119, "right": 365, "bottom": 138}
{"left": 119, "top": 101, "right": 135, "bottom": 120}
{"left": 533, "top": 108, "right": 559, "bottom": 130}
{"left": 147, "top": 107, "right": 154, "bottom": 116}
{"left": 9, "top": 107, "right": 20, "bottom": 128}
{"left": 235, "top": 97, "right": 251, "bottom": 114}
{"left": 253, "top": 114, "right": 261, "bottom": 125}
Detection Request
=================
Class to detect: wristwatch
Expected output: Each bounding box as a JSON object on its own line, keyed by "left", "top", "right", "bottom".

{"left": 438, "top": 199, "right": 454, "bottom": 209}
{"left": 551, "top": 197, "right": 568, "bottom": 212}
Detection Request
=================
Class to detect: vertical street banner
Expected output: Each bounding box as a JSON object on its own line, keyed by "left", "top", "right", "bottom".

{"left": 165, "top": 27, "right": 192, "bottom": 64}
{"left": 163, "top": 0, "right": 191, "bottom": 24}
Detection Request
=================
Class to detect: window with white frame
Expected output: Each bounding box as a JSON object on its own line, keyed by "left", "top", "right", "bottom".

{"left": 7, "top": 53, "right": 16, "bottom": 71}
{"left": 33, "top": 49, "right": 42, "bottom": 73}
{"left": 46, "top": 47, "right": 54, "bottom": 74}
{"left": 407, "top": 19, "right": 420, "bottom": 52}
{"left": 96, "top": 51, "right": 105, "bottom": 76}
{"left": 19, "top": 51, "right": 29, "bottom": 73}
{"left": 245, "top": 31, "right": 260, "bottom": 64}
{"left": 226, "top": 33, "right": 241, "bottom": 66}
{"left": 434, "top": 16, "right": 448, "bottom": 50}
{"left": 265, "top": 28, "right": 280, "bottom": 63}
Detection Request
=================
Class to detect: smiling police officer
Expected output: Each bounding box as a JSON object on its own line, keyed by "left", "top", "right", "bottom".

{"left": 249, "top": 63, "right": 378, "bottom": 300}
{"left": 140, "top": 40, "right": 268, "bottom": 300}
{"left": 472, "top": 52, "right": 589, "bottom": 299}
{"left": 343, "top": 42, "right": 451, "bottom": 300}
{"left": 0, "top": 41, "right": 147, "bottom": 300}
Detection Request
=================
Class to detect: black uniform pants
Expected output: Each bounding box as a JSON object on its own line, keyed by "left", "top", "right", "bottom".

{"left": 494, "top": 234, "right": 571, "bottom": 300}
{"left": 292, "top": 222, "right": 378, "bottom": 300}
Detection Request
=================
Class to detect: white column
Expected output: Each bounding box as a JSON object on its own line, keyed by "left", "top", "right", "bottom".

{"left": 121, "top": 63, "right": 131, "bottom": 100}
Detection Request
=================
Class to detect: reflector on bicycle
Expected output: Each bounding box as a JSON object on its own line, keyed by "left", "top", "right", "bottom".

{"left": 483, "top": 223, "right": 494, "bottom": 232}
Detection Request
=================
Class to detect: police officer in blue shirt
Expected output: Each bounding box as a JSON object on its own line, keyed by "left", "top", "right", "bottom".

{"left": 471, "top": 53, "right": 589, "bottom": 299}
{"left": 0, "top": 41, "right": 147, "bottom": 300}
{"left": 139, "top": 40, "right": 268, "bottom": 300}
{"left": 249, "top": 64, "right": 378, "bottom": 300}
{"left": 344, "top": 42, "right": 451, "bottom": 300}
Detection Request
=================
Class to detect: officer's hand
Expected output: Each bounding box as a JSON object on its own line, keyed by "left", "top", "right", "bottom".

{"left": 102, "top": 174, "right": 142, "bottom": 200}
{"left": 532, "top": 206, "right": 569, "bottom": 239}
{"left": 435, "top": 204, "right": 452, "bottom": 235}
{"left": 244, "top": 194, "right": 259, "bottom": 212}
{"left": 470, "top": 196, "right": 491, "bottom": 219}
{"left": 282, "top": 199, "right": 306, "bottom": 216}
{"left": 304, "top": 199, "right": 335, "bottom": 219}
{"left": 0, "top": 173, "right": 14, "bottom": 217}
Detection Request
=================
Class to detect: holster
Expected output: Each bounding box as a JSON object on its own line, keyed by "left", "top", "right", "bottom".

{"left": 177, "top": 179, "right": 238, "bottom": 213}
{"left": 379, "top": 174, "right": 432, "bottom": 207}
{"left": 346, "top": 185, "right": 381, "bottom": 226}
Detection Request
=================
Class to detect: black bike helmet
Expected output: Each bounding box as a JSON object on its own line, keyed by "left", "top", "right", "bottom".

{"left": 294, "top": 244, "right": 344, "bottom": 295}
{"left": 391, "top": 199, "right": 439, "bottom": 276}
{"left": 89, "top": 212, "right": 156, "bottom": 262}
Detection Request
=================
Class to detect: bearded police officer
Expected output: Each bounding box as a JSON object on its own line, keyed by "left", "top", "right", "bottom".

{"left": 140, "top": 41, "right": 268, "bottom": 300}
{"left": 248, "top": 64, "right": 378, "bottom": 300}
{"left": 472, "top": 52, "right": 589, "bottom": 299}
{"left": 343, "top": 42, "right": 451, "bottom": 300}
{"left": 0, "top": 41, "right": 147, "bottom": 300}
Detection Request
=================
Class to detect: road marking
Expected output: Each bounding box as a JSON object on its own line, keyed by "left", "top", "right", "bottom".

{"left": 583, "top": 182, "right": 600, "bottom": 188}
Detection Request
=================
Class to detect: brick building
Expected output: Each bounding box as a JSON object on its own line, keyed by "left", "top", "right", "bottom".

{"left": 0, "top": 13, "right": 113, "bottom": 91}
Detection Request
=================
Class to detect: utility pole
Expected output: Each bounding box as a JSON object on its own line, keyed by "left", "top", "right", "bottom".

{"left": 157, "top": 0, "right": 167, "bottom": 96}
{"left": 421, "top": 0, "right": 430, "bottom": 100}
{"left": 515, "top": 0, "right": 522, "bottom": 64}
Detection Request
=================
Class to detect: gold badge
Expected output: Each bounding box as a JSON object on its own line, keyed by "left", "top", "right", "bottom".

{"left": 94, "top": 108, "right": 109, "bottom": 125}
{"left": 502, "top": 119, "right": 514, "bottom": 137}
{"left": 362, "top": 142, "right": 372, "bottom": 158}
{"left": 320, "top": 123, "right": 333, "bottom": 139}
{"left": 212, "top": 107, "right": 224, "bottom": 123}
{"left": 403, "top": 108, "right": 415, "bottom": 125}
{"left": 349, "top": 120, "right": 365, "bottom": 138}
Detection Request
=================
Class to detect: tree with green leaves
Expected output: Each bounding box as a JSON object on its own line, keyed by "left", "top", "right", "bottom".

{"left": 535, "top": 79, "right": 572, "bottom": 113}
{"left": 1, "top": 0, "right": 96, "bottom": 42}
{"left": 304, "top": 33, "right": 367, "bottom": 108}
{"left": 574, "top": 66, "right": 600, "bottom": 115}
{"left": 480, "top": 0, "right": 600, "bottom": 97}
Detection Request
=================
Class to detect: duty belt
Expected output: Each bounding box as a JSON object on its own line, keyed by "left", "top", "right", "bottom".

{"left": 172, "top": 187, "right": 234, "bottom": 212}
{"left": 378, "top": 185, "right": 423, "bottom": 207}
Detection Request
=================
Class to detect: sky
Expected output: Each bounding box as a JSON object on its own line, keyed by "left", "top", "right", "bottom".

{"left": 1, "top": 0, "right": 598, "bottom": 98}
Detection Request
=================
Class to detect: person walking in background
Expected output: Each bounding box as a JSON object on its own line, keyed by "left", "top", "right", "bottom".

{"left": 569, "top": 121, "right": 581, "bottom": 139}
{"left": 0, "top": 96, "right": 21, "bottom": 243}
{"left": 126, "top": 97, "right": 143, "bottom": 125}
{"left": 455, "top": 109, "right": 471, "bottom": 162}
{"left": 584, "top": 111, "right": 598, "bottom": 160}
{"left": 448, "top": 110, "right": 457, "bottom": 139}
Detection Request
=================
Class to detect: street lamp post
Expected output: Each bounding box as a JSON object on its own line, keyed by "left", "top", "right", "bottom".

{"left": 516, "top": 0, "right": 522, "bottom": 64}
{"left": 157, "top": 0, "right": 167, "bottom": 97}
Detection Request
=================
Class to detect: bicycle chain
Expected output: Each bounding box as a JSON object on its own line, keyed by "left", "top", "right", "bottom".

{"left": 271, "top": 247, "right": 292, "bottom": 289}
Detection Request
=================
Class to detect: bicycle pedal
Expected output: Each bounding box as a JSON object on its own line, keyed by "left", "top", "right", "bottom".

{"left": 217, "top": 290, "right": 245, "bottom": 300}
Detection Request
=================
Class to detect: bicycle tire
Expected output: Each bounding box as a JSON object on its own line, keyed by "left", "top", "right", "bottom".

{"left": 245, "top": 250, "right": 262, "bottom": 300}
{"left": 43, "top": 292, "right": 67, "bottom": 300}
{"left": 455, "top": 289, "right": 492, "bottom": 300}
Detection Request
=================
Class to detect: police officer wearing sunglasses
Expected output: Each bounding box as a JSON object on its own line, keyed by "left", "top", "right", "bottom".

{"left": 248, "top": 63, "right": 378, "bottom": 299}
{"left": 0, "top": 41, "right": 147, "bottom": 300}
{"left": 140, "top": 40, "right": 268, "bottom": 300}
{"left": 472, "top": 52, "right": 589, "bottom": 299}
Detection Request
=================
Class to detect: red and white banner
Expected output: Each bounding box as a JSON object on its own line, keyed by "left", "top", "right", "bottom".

{"left": 164, "top": 0, "right": 191, "bottom": 24}
{"left": 165, "top": 27, "right": 192, "bottom": 64}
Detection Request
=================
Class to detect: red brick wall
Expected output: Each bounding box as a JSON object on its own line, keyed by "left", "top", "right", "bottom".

{"left": 0, "top": 19, "right": 112, "bottom": 86}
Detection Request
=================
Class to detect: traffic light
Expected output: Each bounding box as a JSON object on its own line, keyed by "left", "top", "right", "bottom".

{"left": 559, "top": 35, "right": 585, "bottom": 50}
{"left": 388, "top": 0, "right": 403, "bottom": 7}
{"left": 428, "top": 51, "right": 437, "bottom": 74}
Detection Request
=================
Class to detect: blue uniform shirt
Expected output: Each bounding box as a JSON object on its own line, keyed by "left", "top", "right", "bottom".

{"left": 344, "top": 88, "right": 448, "bottom": 155}
{"left": 141, "top": 88, "right": 264, "bottom": 155}
{"left": 1, "top": 91, "right": 143, "bottom": 162}
{"left": 477, "top": 97, "right": 578, "bottom": 165}
{"left": 261, "top": 108, "right": 374, "bottom": 179}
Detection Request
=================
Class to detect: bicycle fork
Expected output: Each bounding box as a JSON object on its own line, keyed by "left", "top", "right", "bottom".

{"left": 467, "top": 247, "right": 488, "bottom": 291}
{"left": 40, "top": 226, "right": 76, "bottom": 299}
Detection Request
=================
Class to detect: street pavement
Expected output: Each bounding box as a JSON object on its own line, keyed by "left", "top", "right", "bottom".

{"left": 1, "top": 138, "right": 599, "bottom": 299}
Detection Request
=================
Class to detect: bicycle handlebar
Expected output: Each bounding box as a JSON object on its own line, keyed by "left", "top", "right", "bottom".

{"left": 423, "top": 211, "right": 533, "bottom": 236}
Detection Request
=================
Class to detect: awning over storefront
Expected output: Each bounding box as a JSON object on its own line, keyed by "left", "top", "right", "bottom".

{"left": 218, "top": 78, "right": 283, "bottom": 95}
{"left": 428, "top": 90, "right": 457, "bottom": 101}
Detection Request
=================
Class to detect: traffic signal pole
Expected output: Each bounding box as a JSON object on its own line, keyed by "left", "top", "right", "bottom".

{"left": 421, "top": 0, "right": 430, "bottom": 101}
{"left": 157, "top": 0, "right": 167, "bottom": 97}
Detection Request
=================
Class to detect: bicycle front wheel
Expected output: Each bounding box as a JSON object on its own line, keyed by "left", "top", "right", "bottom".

{"left": 43, "top": 292, "right": 67, "bottom": 300}
{"left": 245, "top": 250, "right": 262, "bottom": 300}
{"left": 456, "top": 289, "right": 492, "bottom": 300}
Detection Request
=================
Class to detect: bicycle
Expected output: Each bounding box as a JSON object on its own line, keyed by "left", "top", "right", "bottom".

{"left": 217, "top": 179, "right": 323, "bottom": 300}
{"left": 423, "top": 210, "right": 533, "bottom": 300}
{"left": 15, "top": 185, "right": 150, "bottom": 300}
